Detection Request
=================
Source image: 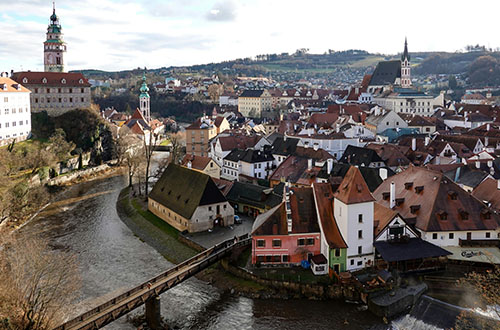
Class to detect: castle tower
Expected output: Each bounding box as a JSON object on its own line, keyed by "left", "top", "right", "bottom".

{"left": 44, "top": 3, "right": 67, "bottom": 72}
{"left": 401, "top": 37, "right": 411, "bottom": 88}
{"left": 139, "top": 74, "right": 151, "bottom": 122}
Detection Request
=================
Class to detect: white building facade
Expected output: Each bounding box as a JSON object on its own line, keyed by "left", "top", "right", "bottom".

{"left": 0, "top": 77, "right": 31, "bottom": 146}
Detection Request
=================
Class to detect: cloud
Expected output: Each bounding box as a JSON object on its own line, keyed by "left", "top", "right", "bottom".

{"left": 206, "top": 0, "right": 237, "bottom": 22}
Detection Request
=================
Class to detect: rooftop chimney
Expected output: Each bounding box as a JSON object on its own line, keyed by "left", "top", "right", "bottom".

{"left": 313, "top": 143, "right": 319, "bottom": 151}
{"left": 412, "top": 138, "right": 417, "bottom": 151}
{"left": 487, "top": 123, "right": 491, "bottom": 131}
{"left": 308, "top": 158, "right": 313, "bottom": 171}
{"left": 425, "top": 136, "right": 431, "bottom": 146}
{"left": 327, "top": 158, "right": 334, "bottom": 175}
{"left": 476, "top": 161, "right": 480, "bottom": 169}
{"left": 390, "top": 182, "right": 396, "bottom": 209}
{"left": 379, "top": 168, "right": 388, "bottom": 181}
{"left": 284, "top": 182, "right": 293, "bottom": 233}
{"left": 498, "top": 179, "right": 500, "bottom": 190}
{"left": 187, "top": 161, "right": 192, "bottom": 169}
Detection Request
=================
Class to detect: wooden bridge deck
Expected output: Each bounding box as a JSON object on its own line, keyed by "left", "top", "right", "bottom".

{"left": 54, "top": 235, "right": 250, "bottom": 330}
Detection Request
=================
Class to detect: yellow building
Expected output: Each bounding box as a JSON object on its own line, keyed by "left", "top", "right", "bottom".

{"left": 238, "top": 89, "right": 272, "bottom": 118}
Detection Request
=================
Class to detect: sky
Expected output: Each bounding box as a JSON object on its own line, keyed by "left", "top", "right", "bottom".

{"left": 1, "top": 0, "right": 500, "bottom": 72}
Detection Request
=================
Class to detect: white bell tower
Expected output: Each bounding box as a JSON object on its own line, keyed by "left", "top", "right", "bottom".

{"left": 401, "top": 37, "right": 411, "bottom": 88}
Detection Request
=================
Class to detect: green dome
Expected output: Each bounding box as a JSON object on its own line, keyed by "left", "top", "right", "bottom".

{"left": 139, "top": 74, "right": 149, "bottom": 97}
{"left": 51, "top": 12, "right": 58, "bottom": 21}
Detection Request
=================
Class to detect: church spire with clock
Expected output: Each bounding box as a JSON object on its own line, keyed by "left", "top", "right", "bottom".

{"left": 44, "top": 2, "right": 67, "bottom": 72}
{"left": 139, "top": 73, "right": 151, "bottom": 122}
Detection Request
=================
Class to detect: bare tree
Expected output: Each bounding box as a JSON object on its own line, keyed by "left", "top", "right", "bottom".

{"left": 115, "top": 126, "right": 141, "bottom": 166}
{"left": 124, "top": 145, "right": 145, "bottom": 188}
{"left": 143, "top": 130, "right": 160, "bottom": 198}
{"left": 0, "top": 235, "right": 80, "bottom": 329}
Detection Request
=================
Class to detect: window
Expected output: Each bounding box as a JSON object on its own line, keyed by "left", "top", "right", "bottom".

{"left": 223, "top": 204, "right": 226, "bottom": 210}
{"left": 12, "top": 122, "right": 16, "bottom": 127}
{"left": 257, "top": 239, "right": 265, "bottom": 247}
{"left": 358, "top": 246, "right": 362, "bottom": 254}
{"left": 449, "top": 233, "right": 454, "bottom": 239}
{"left": 486, "top": 232, "right": 491, "bottom": 238}
{"left": 5, "top": 123, "right": 8, "bottom": 128}
{"left": 272, "top": 255, "right": 280, "bottom": 262}
{"left": 335, "top": 249, "right": 341, "bottom": 257}
{"left": 357, "top": 261, "right": 363, "bottom": 266}
{"left": 358, "top": 214, "right": 363, "bottom": 223}
{"left": 306, "top": 238, "right": 314, "bottom": 245}
{"left": 350, "top": 259, "right": 354, "bottom": 265}
{"left": 358, "top": 230, "right": 363, "bottom": 239}
{"left": 282, "top": 255, "right": 289, "bottom": 262}
{"left": 19, "top": 121, "right": 23, "bottom": 126}
{"left": 4, "top": 109, "right": 8, "bottom": 115}
{"left": 208, "top": 206, "right": 212, "bottom": 211}
{"left": 297, "top": 238, "right": 305, "bottom": 246}
{"left": 81, "top": 88, "right": 85, "bottom": 93}
{"left": 257, "top": 255, "right": 265, "bottom": 263}
{"left": 58, "top": 88, "right": 62, "bottom": 93}
{"left": 272, "top": 239, "right": 281, "bottom": 247}
{"left": 81, "top": 98, "right": 85, "bottom": 102}
{"left": 432, "top": 233, "right": 438, "bottom": 239}
{"left": 3, "top": 97, "right": 7, "bottom": 102}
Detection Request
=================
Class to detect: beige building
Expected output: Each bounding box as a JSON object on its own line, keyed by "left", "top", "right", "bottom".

{"left": 181, "top": 154, "right": 221, "bottom": 179}
{"left": 11, "top": 72, "right": 91, "bottom": 116}
{"left": 148, "top": 164, "right": 234, "bottom": 233}
{"left": 186, "top": 115, "right": 230, "bottom": 157}
{"left": 238, "top": 89, "right": 272, "bottom": 118}
{"left": 373, "top": 89, "right": 443, "bottom": 117}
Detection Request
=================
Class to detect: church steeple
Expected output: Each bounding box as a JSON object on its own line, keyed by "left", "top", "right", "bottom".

{"left": 44, "top": 2, "right": 67, "bottom": 72}
{"left": 139, "top": 73, "right": 151, "bottom": 122}
{"left": 400, "top": 37, "right": 411, "bottom": 88}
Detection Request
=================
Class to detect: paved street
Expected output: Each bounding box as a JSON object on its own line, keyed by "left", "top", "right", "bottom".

{"left": 184, "top": 214, "right": 254, "bottom": 249}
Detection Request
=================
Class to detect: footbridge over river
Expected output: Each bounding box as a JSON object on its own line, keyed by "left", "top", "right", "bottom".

{"left": 54, "top": 235, "right": 251, "bottom": 330}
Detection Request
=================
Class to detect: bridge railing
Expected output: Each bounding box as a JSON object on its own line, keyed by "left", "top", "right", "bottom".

{"left": 54, "top": 234, "right": 250, "bottom": 330}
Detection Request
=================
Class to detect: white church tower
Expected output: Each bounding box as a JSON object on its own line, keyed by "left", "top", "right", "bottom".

{"left": 401, "top": 37, "right": 411, "bottom": 88}
{"left": 139, "top": 73, "right": 151, "bottom": 122}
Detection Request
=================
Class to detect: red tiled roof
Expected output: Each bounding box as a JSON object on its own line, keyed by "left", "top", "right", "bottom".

{"left": 373, "top": 202, "right": 398, "bottom": 237}
{"left": 312, "top": 183, "right": 347, "bottom": 248}
{"left": 218, "top": 135, "right": 262, "bottom": 151}
{"left": 334, "top": 166, "right": 375, "bottom": 204}
{"left": 11, "top": 71, "right": 91, "bottom": 87}
{"left": 373, "top": 166, "right": 500, "bottom": 232}
{"left": 181, "top": 154, "right": 213, "bottom": 171}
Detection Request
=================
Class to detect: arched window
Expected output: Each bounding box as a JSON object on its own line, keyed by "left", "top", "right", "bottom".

{"left": 42, "top": 78, "right": 47, "bottom": 84}
{"left": 22, "top": 78, "right": 28, "bottom": 84}
{"left": 61, "top": 79, "right": 66, "bottom": 84}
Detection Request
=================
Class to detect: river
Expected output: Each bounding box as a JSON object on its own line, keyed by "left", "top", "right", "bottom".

{"left": 17, "top": 172, "right": 430, "bottom": 330}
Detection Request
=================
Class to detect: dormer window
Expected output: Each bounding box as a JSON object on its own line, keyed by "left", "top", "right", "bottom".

{"left": 410, "top": 205, "right": 421, "bottom": 214}
{"left": 22, "top": 78, "right": 28, "bottom": 84}
{"left": 415, "top": 186, "right": 424, "bottom": 194}
{"left": 61, "top": 79, "right": 66, "bottom": 84}
{"left": 79, "top": 79, "right": 84, "bottom": 84}
{"left": 448, "top": 191, "right": 457, "bottom": 200}
{"left": 395, "top": 198, "right": 405, "bottom": 206}
{"left": 437, "top": 211, "right": 447, "bottom": 220}
{"left": 42, "top": 78, "right": 47, "bottom": 84}
{"left": 482, "top": 209, "right": 491, "bottom": 219}
{"left": 404, "top": 182, "right": 413, "bottom": 189}
{"left": 1, "top": 84, "right": 6, "bottom": 91}
{"left": 382, "top": 192, "right": 390, "bottom": 200}
{"left": 459, "top": 210, "right": 469, "bottom": 220}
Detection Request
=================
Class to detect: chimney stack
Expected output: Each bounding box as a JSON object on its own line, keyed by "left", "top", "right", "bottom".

{"left": 476, "top": 161, "right": 480, "bottom": 169}
{"left": 327, "top": 158, "right": 334, "bottom": 175}
{"left": 487, "top": 123, "right": 491, "bottom": 131}
{"left": 187, "top": 161, "right": 192, "bottom": 169}
{"left": 313, "top": 143, "right": 319, "bottom": 151}
{"left": 308, "top": 158, "right": 313, "bottom": 171}
{"left": 379, "top": 168, "right": 388, "bottom": 181}
{"left": 390, "top": 182, "right": 396, "bottom": 209}
{"left": 497, "top": 179, "right": 500, "bottom": 190}
{"left": 412, "top": 138, "right": 417, "bottom": 151}
{"left": 425, "top": 136, "right": 430, "bottom": 146}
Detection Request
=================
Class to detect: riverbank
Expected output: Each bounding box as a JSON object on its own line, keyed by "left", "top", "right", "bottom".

{"left": 1, "top": 164, "right": 123, "bottom": 235}
{"left": 116, "top": 186, "right": 284, "bottom": 299}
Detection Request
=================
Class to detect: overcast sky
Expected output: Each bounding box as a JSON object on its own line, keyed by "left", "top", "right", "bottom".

{"left": 1, "top": 0, "right": 499, "bottom": 72}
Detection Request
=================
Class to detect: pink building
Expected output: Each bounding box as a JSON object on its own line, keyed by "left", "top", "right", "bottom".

{"left": 251, "top": 186, "right": 321, "bottom": 265}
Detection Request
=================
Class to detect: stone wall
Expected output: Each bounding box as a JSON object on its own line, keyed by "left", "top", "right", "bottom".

{"left": 220, "top": 259, "right": 348, "bottom": 300}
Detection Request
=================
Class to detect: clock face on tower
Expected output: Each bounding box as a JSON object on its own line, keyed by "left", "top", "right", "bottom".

{"left": 47, "top": 54, "right": 54, "bottom": 64}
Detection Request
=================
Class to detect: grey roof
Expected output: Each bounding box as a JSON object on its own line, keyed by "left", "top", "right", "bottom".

{"left": 317, "top": 163, "right": 394, "bottom": 192}
{"left": 339, "top": 145, "right": 385, "bottom": 166}
{"left": 270, "top": 136, "right": 300, "bottom": 156}
{"left": 224, "top": 149, "right": 246, "bottom": 162}
{"left": 240, "top": 90, "right": 264, "bottom": 98}
{"left": 224, "top": 149, "right": 274, "bottom": 163}
{"left": 226, "top": 182, "right": 282, "bottom": 210}
{"left": 369, "top": 60, "right": 401, "bottom": 86}
{"left": 366, "top": 111, "right": 394, "bottom": 127}
{"left": 445, "top": 166, "right": 489, "bottom": 188}
{"left": 149, "top": 164, "right": 227, "bottom": 219}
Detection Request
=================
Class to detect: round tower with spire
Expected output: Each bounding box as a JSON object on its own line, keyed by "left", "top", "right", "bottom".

{"left": 44, "top": 2, "right": 67, "bottom": 72}
{"left": 139, "top": 73, "right": 151, "bottom": 122}
{"left": 401, "top": 37, "right": 411, "bottom": 88}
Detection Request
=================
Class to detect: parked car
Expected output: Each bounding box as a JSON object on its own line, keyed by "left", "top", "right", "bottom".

{"left": 234, "top": 215, "right": 242, "bottom": 224}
